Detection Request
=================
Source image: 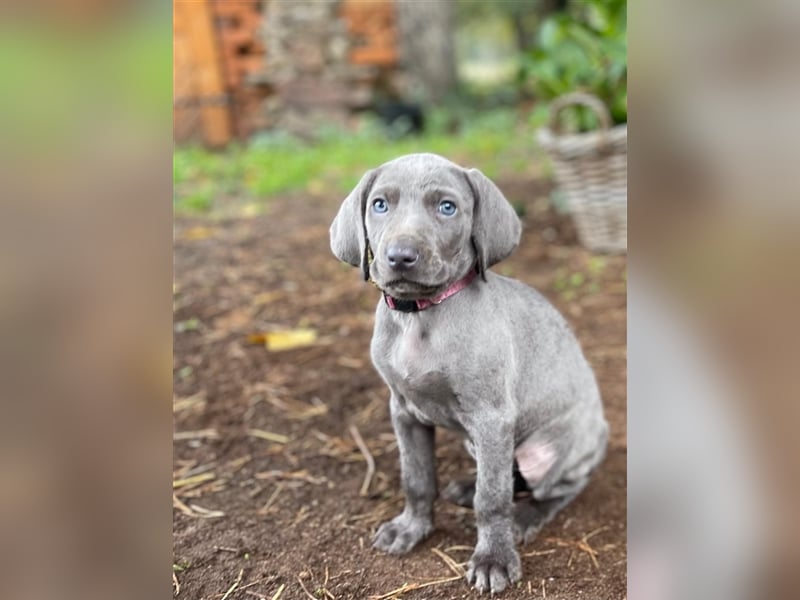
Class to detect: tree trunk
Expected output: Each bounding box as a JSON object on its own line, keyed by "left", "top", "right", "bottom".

{"left": 395, "top": 0, "right": 457, "bottom": 103}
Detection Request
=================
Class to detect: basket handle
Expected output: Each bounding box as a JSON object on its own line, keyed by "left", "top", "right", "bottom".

{"left": 548, "top": 92, "right": 612, "bottom": 134}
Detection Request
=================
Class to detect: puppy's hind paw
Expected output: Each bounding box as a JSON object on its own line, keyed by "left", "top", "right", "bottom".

{"left": 372, "top": 514, "right": 432, "bottom": 555}
{"left": 512, "top": 521, "right": 542, "bottom": 546}
{"left": 512, "top": 496, "right": 570, "bottom": 546}
{"left": 441, "top": 478, "right": 476, "bottom": 508}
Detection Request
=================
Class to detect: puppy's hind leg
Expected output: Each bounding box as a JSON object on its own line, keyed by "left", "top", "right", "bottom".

{"left": 512, "top": 484, "right": 587, "bottom": 545}
{"left": 511, "top": 435, "right": 606, "bottom": 545}
{"left": 442, "top": 462, "right": 530, "bottom": 508}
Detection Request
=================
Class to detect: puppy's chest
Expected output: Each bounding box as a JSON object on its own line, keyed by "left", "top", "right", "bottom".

{"left": 372, "top": 321, "right": 464, "bottom": 428}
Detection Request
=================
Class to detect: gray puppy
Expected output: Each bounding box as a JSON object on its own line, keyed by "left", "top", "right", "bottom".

{"left": 330, "top": 153, "right": 607, "bottom": 594}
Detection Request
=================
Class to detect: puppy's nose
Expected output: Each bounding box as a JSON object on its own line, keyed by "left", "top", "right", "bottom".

{"left": 386, "top": 243, "right": 420, "bottom": 271}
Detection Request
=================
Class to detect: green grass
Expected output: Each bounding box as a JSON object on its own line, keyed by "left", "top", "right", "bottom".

{"left": 174, "top": 186, "right": 214, "bottom": 213}
{"left": 174, "top": 107, "right": 542, "bottom": 215}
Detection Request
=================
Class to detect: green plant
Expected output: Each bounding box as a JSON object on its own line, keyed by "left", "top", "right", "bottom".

{"left": 552, "top": 261, "right": 608, "bottom": 301}
{"left": 520, "top": 0, "right": 626, "bottom": 131}
{"left": 173, "top": 105, "right": 540, "bottom": 214}
{"left": 174, "top": 185, "right": 214, "bottom": 213}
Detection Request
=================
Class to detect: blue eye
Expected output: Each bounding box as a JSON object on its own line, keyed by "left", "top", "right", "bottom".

{"left": 372, "top": 198, "right": 389, "bottom": 213}
{"left": 438, "top": 200, "right": 457, "bottom": 216}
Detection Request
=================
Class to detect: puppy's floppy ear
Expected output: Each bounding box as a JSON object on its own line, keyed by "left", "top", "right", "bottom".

{"left": 330, "top": 168, "right": 379, "bottom": 280}
{"left": 463, "top": 167, "right": 522, "bottom": 279}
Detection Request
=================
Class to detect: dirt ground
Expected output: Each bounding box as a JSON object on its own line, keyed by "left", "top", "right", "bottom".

{"left": 173, "top": 176, "right": 627, "bottom": 600}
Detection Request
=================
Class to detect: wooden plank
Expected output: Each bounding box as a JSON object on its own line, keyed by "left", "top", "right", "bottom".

{"left": 179, "top": 0, "right": 232, "bottom": 147}
{"left": 211, "top": 0, "right": 265, "bottom": 108}
{"left": 351, "top": 46, "right": 397, "bottom": 66}
{"left": 173, "top": 0, "right": 202, "bottom": 142}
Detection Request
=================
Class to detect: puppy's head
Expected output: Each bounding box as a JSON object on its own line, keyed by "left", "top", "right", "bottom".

{"left": 330, "top": 153, "right": 521, "bottom": 299}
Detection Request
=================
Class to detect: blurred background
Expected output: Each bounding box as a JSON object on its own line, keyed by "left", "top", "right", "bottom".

{"left": 173, "top": 0, "right": 626, "bottom": 217}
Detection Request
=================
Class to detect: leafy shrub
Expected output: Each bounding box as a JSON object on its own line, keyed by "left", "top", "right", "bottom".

{"left": 520, "top": 0, "right": 626, "bottom": 131}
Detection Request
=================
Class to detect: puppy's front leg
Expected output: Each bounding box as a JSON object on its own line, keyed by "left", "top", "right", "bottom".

{"left": 467, "top": 418, "right": 521, "bottom": 594}
{"left": 373, "top": 393, "right": 436, "bottom": 555}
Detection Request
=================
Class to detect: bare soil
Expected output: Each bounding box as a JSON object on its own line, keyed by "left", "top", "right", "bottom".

{"left": 173, "top": 177, "right": 627, "bottom": 600}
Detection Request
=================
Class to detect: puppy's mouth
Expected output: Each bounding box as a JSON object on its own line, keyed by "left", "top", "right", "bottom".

{"left": 382, "top": 278, "right": 446, "bottom": 299}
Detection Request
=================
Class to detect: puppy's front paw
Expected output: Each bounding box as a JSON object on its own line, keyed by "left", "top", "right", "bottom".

{"left": 372, "top": 513, "right": 433, "bottom": 555}
{"left": 466, "top": 542, "right": 521, "bottom": 594}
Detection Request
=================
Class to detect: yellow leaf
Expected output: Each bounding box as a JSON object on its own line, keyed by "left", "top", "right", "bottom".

{"left": 240, "top": 203, "right": 262, "bottom": 217}
{"left": 246, "top": 332, "right": 268, "bottom": 345}
{"left": 180, "top": 226, "right": 217, "bottom": 241}
{"left": 265, "top": 328, "right": 317, "bottom": 352}
{"left": 306, "top": 179, "right": 325, "bottom": 195}
{"left": 252, "top": 291, "right": 283, "bottom": 305}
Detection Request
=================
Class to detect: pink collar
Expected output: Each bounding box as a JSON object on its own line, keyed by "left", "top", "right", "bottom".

{"left": 384, "top": 268, "right": 478, "bottom": 312}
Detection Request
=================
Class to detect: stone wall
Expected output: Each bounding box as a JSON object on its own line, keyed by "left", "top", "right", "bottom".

{"left": 254, "top": 0, "right": 400, "bottom": 139}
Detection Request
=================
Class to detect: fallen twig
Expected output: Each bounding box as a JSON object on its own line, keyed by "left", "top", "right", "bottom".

{"left": 188, "top": 503, "right": 225, "bottom": 518}
{"left": 522, "top": 548, "right": 558, "bottom": 557}
{"left": 173, "top": 472, "right": 216, "bottom": 490}
{"left": 174, "top": 429, "right": 219, "bottom": 441}
{"left": 234, "top": 576, "right": 278, "bottom": 597}
{"left": 297, "top": 576, "right": 318, "bottom": 600}
{"left": 265, "top": 395, "right": 328, "bottom": 420}
{"left": 247, "top": 429, "right": 289, "bottom": 444}
{"left": 431, "top": 548, "right": 465, "bottom": 577}
{"left": 225, "top": 454, "right": 253, "bottom": 472}
{"left": 545, "top": 525, "right": 609, "bottom": 569}
{"left": 291, "top": 505, "right": 311, "bottom": 527}
{"left": 257, "top": 484, "right": 284, "bottom": 515}
{"left": 444, "top": 545, "right": 473, "bottom": 553}
{"left": 349, "top": 424, "right": 375, "bottom": 496}
{"left": 181, "top": 461, "right": 217, "bottom": 478}
{"left": 269, "top": 583, "right": 285, "bottom": 600}
{"left": 369, "top": 575, "right": 462, "bottom": 600}
{"left": 220, "top": 568, "right": 244, "bottom": 600}
{"left": 173, "top": 394, "right": 206, "bottom": 413}
{"left": 255, "top": 469, "right": 327, "bottom": 485}
{"left": 173, "top": 494, "right": 194, "bottom": 517}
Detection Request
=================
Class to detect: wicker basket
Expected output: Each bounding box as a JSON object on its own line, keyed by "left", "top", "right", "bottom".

{"left": 536, "top": 93, "right": 627, "bottom": 253}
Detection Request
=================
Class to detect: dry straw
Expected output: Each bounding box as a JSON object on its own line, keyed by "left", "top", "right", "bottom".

{"left": 537, "top": 92, "right": 627, "bottom": 253}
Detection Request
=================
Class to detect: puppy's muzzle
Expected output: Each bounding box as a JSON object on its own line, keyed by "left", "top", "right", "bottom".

{"left": 386, "top": 239, "right": 420, "bottom": 272}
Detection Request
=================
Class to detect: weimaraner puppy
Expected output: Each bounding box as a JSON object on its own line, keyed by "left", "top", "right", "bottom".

{"left": 330, "top": 153, "right": 608, "bottom": 594}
